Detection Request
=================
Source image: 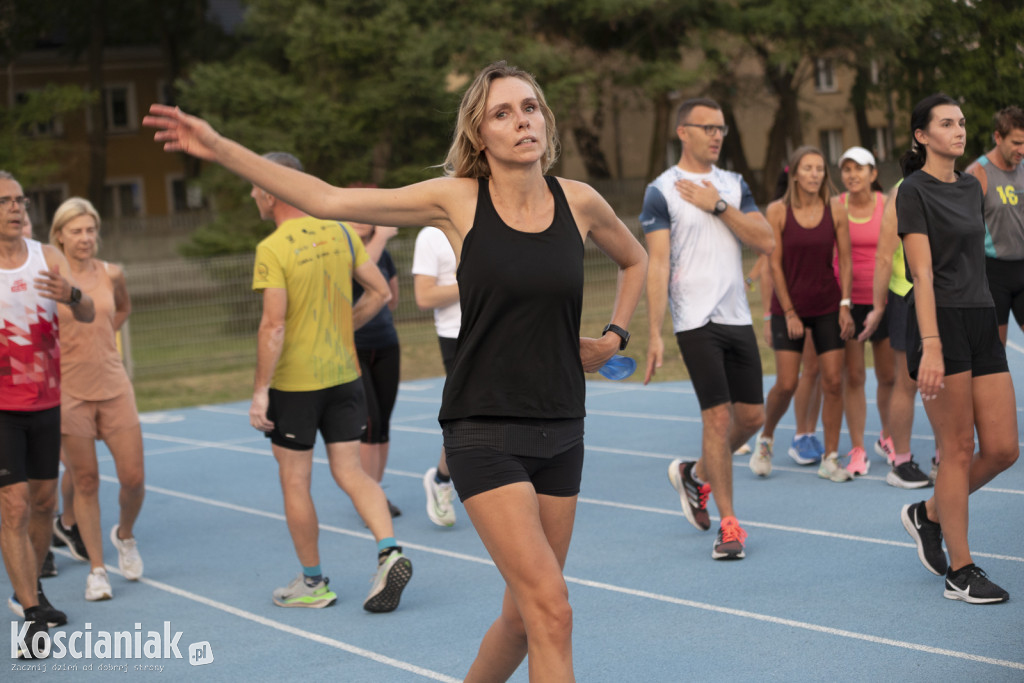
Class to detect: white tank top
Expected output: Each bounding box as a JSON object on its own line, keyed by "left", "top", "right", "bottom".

{"left": 0, "top": 238, "right": 61, "bottom": 410}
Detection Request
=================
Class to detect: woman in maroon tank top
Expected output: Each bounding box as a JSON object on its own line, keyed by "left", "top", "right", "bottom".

{"left": 751, "top": 146, "right": 855, "bottom": 482}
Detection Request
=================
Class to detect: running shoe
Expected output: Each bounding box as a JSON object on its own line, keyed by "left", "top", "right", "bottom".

{"left": 711, "top": 516, "right": 747, "bottom": 560}
{"left": 52, "top": 516, "right": 88, "bottom": 562}
{"left": 808, "top": 434, "right": 826, "bottom": 461}
{"left": 943, "top": 564, "right": 1009, "bottom": 604}
{"left": 109, "top": 525, "right": 144, "bottom": 580}
{"left": 272, "top": 574, "right": 338, "bottom": 608}
{"left": 750, "top": 435, "right": 773, "bottom": 477}
{"left": 40, "top": 551, "right": 57, "bottom": 578}
{"left": 16, "top": 610, "right": 48, "bottom": 659}
{"left": 845, "top": 446, "right": 869, "bottom": 476}
{"left": 387, "top": 499, "right": 402, "bottom": 518}
{"left": 818, "top": 452, "right": 853, "bottom": 482}
{"left": 667, "top": 459, "right": 711, "bottom": 531}
{"left": 364, "top": 549, "right": 413, "bottom": 613}
{"left": 788, "top": 434, "right": 821, "bottom": 465}
{"left": 886, "top": 459, "right": 931, "bottom": 489}
{"left": 9, "top": 585, "right": 67, "bottom": 627}
{"left": 423, "top": 467, "right": 456, "bottom": 527}
{"left": 85, "top": 567, "right": 113, "bottom": 602}
{"left": 929, "top": 455, "right": 939, "bottom": 484}
{"left": 733, "top": 443, "right": 752, "bottom": 457}
{"left": 873, "top": 435, "right": 895, "bottom": 463}
{"left": 900, "top": 501, "right": 947, "bottom": 575}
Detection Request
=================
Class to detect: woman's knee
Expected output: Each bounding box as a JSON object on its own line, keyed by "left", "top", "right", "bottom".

{"left": 73, "top": 469, "right": 101, "bottom": 497}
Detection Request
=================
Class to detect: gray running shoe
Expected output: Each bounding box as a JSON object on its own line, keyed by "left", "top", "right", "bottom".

{"left": 272, "top": 574, "right": 337, "bottom": 608}
{"left": 363, "top": 550, "right": 412, "bottom": 613}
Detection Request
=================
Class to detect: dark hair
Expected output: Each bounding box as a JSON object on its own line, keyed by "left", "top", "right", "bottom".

{"left": 262, "top": 151, "right": 304, "bottom": 172}
{"left": 772, "top": 166, "right": 789, "bottom": 201}
{"left": 899, "top": 93, "right": 958, "bottom": 177}
{"left": 993, "top": 106, "right": 1024, "bottom": 139}
{"left": 676, "top": 98, "right": 721, "bottom": 127}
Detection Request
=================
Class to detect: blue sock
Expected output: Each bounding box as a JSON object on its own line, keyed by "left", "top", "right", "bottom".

{"left": 377, "top": 537, "right": 397, "bottom": 554}
{"left": 302, "top": 564, "right": 322, "bottom": 586}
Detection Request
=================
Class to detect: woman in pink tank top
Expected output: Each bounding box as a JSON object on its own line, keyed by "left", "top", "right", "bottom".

{"left": 50, "top": 198, "right": 145, "bottom": 601}
{"left": 834, "top": 147, "right": 897, "bottom": 477}
{"left": 752, "top": 146, "right": 855, "bottom": 482}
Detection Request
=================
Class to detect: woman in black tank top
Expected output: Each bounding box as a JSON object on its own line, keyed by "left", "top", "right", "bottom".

{"left": 146, "top": 60, "right": 648, "bottom": 679}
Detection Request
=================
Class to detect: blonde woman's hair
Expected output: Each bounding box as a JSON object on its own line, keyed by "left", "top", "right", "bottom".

{"left": 50, "top": 197, "right": 102, "bottom": 257}
{"left": 443, "top": 61, "right": 559, "bottom": 178}
{"left": 781, "top": 146, "right": 836, "bottom": 209}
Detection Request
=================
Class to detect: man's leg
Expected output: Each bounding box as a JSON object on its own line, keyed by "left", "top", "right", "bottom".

{"left": 272, "top": 445, "right": 320, "bottom": 566}
{"left": 0, "top": 482, "right": 39, "bottom": 610}
{"left": 326, "top": 439, "right": 394, "bottom": 542}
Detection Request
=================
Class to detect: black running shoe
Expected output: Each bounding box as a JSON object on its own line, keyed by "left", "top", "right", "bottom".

{"left": 17, "top": 608, "right": 49, "bottom": 659}
{"left": 52, "top": 516, "right": 88, "bottom": 562}
{"left": 387, "top": 499, "right": 402, "bottom": 518}
{"left": 40, "top": 551, "right": 57, "bottom": 578}
{"left": 667, "top": 459, "right": 711, "bottom": 531}
{"left": 944, "top": 564, "right": 1009, "bottom": 604}
{"left": 886, "top": 459, "right": 931, "bottom": 489}
{"left": 8, "top": 586, "right": 68, "bottom": 628}
{"left": 900, "top": 501, "right": 947, "bottom": 575}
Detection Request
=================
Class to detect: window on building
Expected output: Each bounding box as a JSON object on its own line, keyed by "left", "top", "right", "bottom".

{"left": 103, "top": 84, "right": 138, "bottom": 132}
{"left": 819, "top": 129, "right": 843, "bottom": 165}
{"left": 103, "top": 179, "right": 144, "bottom": 218}
{"left": 167, "top": 176, "right": 205, "bottom": 213}
{"left": 815, "top": 58, "right": 837, "bottom": 93}
{"left": 24, "top": 186, "right": 68, "bottom": 236}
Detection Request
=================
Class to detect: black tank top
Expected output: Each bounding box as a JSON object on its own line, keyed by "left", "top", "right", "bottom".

{"left": 438, "top": 176, "right": 585, "bottom": 421}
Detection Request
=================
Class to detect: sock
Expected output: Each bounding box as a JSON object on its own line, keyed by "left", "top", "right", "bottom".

{"left": 435, "top": 470, "right": 451, "bottom": 484}
{"left": 689, "top": 467, "right": 705, "bottom": 486}
{"left": 302, "top": 565, "right": 322, "bottom": 586}
{"left": 377, "top": 537, "right": 397, "bottom": 554}
{"left": 892, "top": 451, "right": 912, "bottom": 466}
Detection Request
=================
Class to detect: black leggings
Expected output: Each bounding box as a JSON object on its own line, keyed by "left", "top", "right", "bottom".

{"left": 357, "top": 345, "right": 400, "bottom": 444}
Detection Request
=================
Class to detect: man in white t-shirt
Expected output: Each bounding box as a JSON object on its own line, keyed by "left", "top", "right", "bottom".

{"left": 641, "top": 98, "right": 774, "bottom": 560}
{"left": 411, "top": 227, "right": 460, "bottom": 527}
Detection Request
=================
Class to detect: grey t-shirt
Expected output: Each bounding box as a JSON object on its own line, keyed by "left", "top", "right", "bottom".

{"left": 897, "top": 170, "right": 993, "bottom": 308}
{"left": 976, "top": 156, "right": 1024, "bottom": 260}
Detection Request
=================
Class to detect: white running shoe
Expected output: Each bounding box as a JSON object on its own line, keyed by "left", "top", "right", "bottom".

{"left": 423, "top": 468, "right": 456, "bottom": 527}
{"left": 109, "top": 525, "right": 143, "bottom": 580}
{"left": 749, "top": 435, "right": 773, "bottom": 477}
{"left": 818, "top": 452, "right": 854, "bottom": 482}
{"left": 85, "top": 568, "right": 113, "bottom": 601}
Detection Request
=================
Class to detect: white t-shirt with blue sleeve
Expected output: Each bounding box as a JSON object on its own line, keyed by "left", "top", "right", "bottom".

{"left": 640, "top": 165, "right": 758, "bottom": 333}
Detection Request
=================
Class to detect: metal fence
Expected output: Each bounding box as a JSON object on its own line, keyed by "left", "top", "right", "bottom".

{"left": 121, "top": 220, "right": 647, "bottom": 380}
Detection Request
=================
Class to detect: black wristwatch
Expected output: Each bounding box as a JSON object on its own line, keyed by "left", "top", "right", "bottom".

{"left": 712, "top": 199, "right": 728, "bottom": 216}
{"left": 602, "top": 323, "right": 630, "bottom": 350}
{"left": 67, "top": 286, "right": 82, "bottom": 307}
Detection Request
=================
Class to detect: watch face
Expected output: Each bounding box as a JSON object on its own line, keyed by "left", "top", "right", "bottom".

{"left": 715, "top": 199, "right": 728, "bottom": 214}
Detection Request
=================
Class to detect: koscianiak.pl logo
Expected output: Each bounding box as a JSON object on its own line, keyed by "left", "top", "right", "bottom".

{"left": 10, "top": 620, "right": 214, "bottom": 668}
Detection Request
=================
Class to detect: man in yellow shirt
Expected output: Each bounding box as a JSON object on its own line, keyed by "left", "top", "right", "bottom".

{"left": 249, "top": 153, "right": 411, "bottom": 613}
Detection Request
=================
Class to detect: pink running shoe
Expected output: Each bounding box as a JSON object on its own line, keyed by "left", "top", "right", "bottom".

{"left": 873, "top": 436, "right": 894, "bottom": 463}
{"left": 846, "top": 446, "right": 870, "bottom": 476}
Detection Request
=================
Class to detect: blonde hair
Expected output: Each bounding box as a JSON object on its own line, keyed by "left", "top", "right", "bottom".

{"left": 50, "top": 197, "right": 102, "bottom": 257}
{"left": 781, "top": 146, "right": 835, "bottom": 208}
{"left": 443, "top": 61, "right": 559, "bottom": 178}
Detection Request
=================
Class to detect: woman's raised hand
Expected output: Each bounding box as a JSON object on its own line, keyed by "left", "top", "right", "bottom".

{"left": 143, "top": 105, "right": 222, "bottom": 162}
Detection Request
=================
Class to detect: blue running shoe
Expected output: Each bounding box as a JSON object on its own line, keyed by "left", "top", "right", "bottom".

{"left": 788, "top": 435, "right": 821, "bottom": 465}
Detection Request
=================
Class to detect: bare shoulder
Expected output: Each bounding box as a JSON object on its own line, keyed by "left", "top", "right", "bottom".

{"left": 41, "top": 244, "right": 66, "bottom": 269}
{"left": 964, "top": 158, "right": 986, "bottom": 179}
{"left": 765, "top": 200, "right": 786, "bottom": 224}
{"left": 556, "top": 177, "right": 603, "bottom": 207}
{"left": 829, "top": 195, "right": 847, "bottom": 216}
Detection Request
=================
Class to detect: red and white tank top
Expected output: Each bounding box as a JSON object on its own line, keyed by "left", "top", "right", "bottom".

{"left": 0, "top": 238, "right": 61, "bottom": 411}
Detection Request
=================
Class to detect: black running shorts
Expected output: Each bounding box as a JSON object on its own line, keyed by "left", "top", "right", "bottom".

{"left": 0, "top": 407, "right": 61, "bottom": 487}
{"left": 849, "top": 303, "right": 889, "bottom": 343}
{"left": 887, "top": 291, "right": 910, "bottom": 352}
{"left": 985, "top": 257, "right": 1024, "bottom": 328}
{"left": 674, "top": 322, "right": 764, "bottom": 410}
{"left": 771, "top": 310, "right": 844, "bottom": 354}
{"left": 441, "top": 417, "right": 585, "bottom": 502}
{"left": 906, "top": 305, "right": 1008, "bottom": 380}
{"left": 266, "top": 380, "right": 367, "bottom": 450}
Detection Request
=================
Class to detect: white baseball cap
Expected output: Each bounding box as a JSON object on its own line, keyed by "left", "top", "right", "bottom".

{"left": 838, "top": 146, "right": 876, "bottom": 167}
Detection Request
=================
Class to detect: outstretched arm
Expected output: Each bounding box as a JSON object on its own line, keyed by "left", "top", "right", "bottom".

{"left": 143, "top": 105, "right": 462, "bottom": 231}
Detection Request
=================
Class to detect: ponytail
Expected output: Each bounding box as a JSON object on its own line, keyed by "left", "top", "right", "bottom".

{"left": 900, "top": 143, "right": 926, "bottom": 178}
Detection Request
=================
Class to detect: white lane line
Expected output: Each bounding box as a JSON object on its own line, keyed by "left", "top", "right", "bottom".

{"left": 577, "top": 497, "right": 1024, "bottom": 564}
{"left": 1006, "top": 339, "right": 1024, "bottom": 355}
{"left": 50, "top": 547, "right": 460, "bottom": 682}
{"left": 565, "top": 574, "right": 1024, "bottom": 671}
{"left": 107, "top": 477, "right": 1024, "bottom": 673}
